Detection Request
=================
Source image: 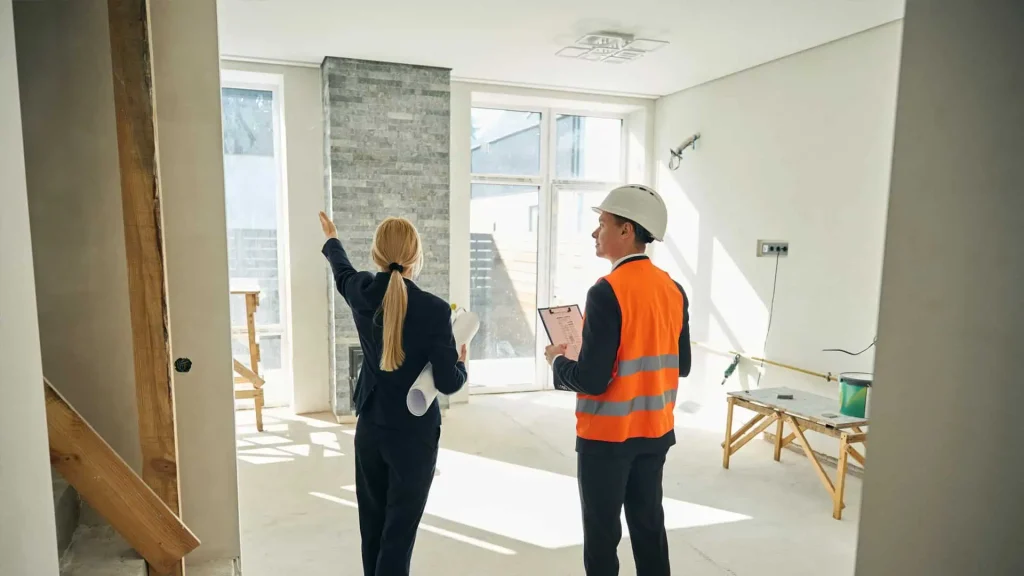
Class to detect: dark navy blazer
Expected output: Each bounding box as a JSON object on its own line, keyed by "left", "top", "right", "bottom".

{"left": 323, "top": 238, "right": 466, "bottom": 431}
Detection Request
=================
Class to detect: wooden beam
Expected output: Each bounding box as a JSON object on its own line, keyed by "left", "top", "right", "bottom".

{"left": 730, "top": 396, "right": 777, "bottom": 418}
{"left": 774, "top": 413, "right": 785, "bottom": 462}
{"left": 729, "top": 413, "right": 779, "bottom": 456}
{"left": 233, "top": 358, "right": 265, "bottom": 388}
{"left": 720, "top": 413, "right": 765, "bottom": 448}
{"left": 786, "top": 415, "right": 837, "bottom": 499}
{"left": 788, "top": 413, "right": 846, "bottom": 439}
{"left": 847, "top": 445, "right": 867, "bottom": 467}
{"left": 845, "top": 432, "right": 869, "bottom": 445}
{"left": 45, "top": 381, "right": 199, "bottom": 573}
{"left": 834, "top": 434, "right": 850, "bottom": 519}
{"left": 722, "top": 397, "right": 735, "bottom": 469}
{"left": 106, "top": 1, "right": 182, "bottom": 573}
{"left": 781, "top": 431, "right": 798, "bottom": 448}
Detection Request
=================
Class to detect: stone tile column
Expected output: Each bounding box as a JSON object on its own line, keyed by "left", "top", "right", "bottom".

{"left": 322, "top": 57, "right": 452, "bottom": 418}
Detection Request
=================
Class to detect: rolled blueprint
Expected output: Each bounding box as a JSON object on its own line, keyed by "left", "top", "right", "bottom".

{"left": 406, "top": 309, "right": 480, "bottom": 416}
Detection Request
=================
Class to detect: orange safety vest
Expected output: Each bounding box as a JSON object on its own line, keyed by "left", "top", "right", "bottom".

{"left": 576, "top": 259, "right": 684, "bottom": 443}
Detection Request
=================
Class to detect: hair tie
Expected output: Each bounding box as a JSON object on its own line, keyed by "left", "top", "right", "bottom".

{"left": 388, "top": 263, "right": 405, "bottom": 273}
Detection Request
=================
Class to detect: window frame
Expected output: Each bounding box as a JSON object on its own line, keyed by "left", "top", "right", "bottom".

{"left": 469, "top": 104, "right": 628, "bottom": 393}
{"left": 220, "top": 69, "right": 293, "bottom": 404}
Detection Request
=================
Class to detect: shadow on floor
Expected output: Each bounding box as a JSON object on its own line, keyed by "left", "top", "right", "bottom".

{"left": 234, "top": 393, "right": 861, "bottom": 576}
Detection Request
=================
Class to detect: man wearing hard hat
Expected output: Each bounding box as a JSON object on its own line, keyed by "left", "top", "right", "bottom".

{"left": 545, "top": 184, "right": 691, "bottom": 576}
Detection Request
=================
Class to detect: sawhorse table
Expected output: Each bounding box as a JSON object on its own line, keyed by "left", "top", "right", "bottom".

{"left": 723, "top": 387, "right": 868, "bottom": 519}
{"left": 230, "top": 279, "right": 265, "bottom": 432}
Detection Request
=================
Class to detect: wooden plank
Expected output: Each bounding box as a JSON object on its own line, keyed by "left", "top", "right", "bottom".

{"left": 781, "top": 431, "right": 798, "bottom": 448}
{"left": 774, "top": 413, "right": 785, "bottom": 462}
{"left": 722, "top": 397, "right": 734, "bottom": 469}
{"left": 834, "top": 434, "right": 850, "bottom": 519}
{"left": 847, "top": 445, "right": 866, "bottom": 467}
{"left": 786, "top": 415, "right": 836, "bottom": 498}
{"left": 245, "top": 294, "right": 260, "bottom": 367}
{"left": 45, "top": 381, "right": 199, "bottom": 573}
{"left": 731, "top": 397, "right": 777, "bottom": 418}
{"left": 845, "top": 432, "right": 868, "bottom": 444}
{"left": 233, "top": 359, "right": 264, "bottom": 388}
{"left": 788, "top": 414, "right": 845, "bottom": 439}
{"left": 729, "top": 413, "right": 779, "bottom": 456}
{"left": 105, "top": 2, "right": 183, "bottom": 572}
{"left": 720, "top": 413, "right": 765, "bottom": 448}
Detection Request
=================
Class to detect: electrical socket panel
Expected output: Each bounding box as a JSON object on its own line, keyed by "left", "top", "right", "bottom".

{"left": 757, "top": 240, "right": 790, "bottom": 257}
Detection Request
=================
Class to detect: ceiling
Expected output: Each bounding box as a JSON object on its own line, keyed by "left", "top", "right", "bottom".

{"left": 218, "top": 0, "right": 904, "bottom": 98}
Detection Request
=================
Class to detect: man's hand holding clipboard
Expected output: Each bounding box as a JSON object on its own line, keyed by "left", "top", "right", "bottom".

{"left": 539, "top": 305, "right": 584, "bottom": 363}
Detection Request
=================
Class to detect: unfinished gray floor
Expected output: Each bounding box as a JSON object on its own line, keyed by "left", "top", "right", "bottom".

{"left": 235, "top": 392, "right": 861, "bottom": 576}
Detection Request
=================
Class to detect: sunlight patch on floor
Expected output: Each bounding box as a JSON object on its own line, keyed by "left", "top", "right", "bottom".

{"left": 309, "top": 492, "right": 517, "bottom": 556}
{"left": 338, "top": 444, "right": 751, "bottom": 549}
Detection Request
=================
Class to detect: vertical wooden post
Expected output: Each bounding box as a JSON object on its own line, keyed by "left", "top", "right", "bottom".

{"left": 722, "top": 397, "right": 734, "bottom": 469}
{"left": 244, "top": 293, "right": 264, "bottom": 431}
{"left": 106, "top": 1, "right": 183, "bottom": 574}
{"left": 773, "top": 413, "right": 785, "bottom": 462}
{"left": 834, "top": 434, "right": 850, "bottom": 520}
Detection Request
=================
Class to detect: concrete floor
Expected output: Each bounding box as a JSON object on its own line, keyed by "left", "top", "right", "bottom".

{"left": 236, "top": 392, "right": 861, "bottom": 576}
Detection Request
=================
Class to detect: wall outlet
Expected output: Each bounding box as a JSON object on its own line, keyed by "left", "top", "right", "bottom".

{"left": 757, "top": 240, "right": 790, "bottom": 257}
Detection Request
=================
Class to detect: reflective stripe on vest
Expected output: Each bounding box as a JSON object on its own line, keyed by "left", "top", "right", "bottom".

{"left": 577, "top": 387, "right": 678, "bottom": 416}
{"left": 617, "top": 354, "right": 679, "bottom": 378}
{"left": 575, "top": 258, "right": 684, "bottom": 444}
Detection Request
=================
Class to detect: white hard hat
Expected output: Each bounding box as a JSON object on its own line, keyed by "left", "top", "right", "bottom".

{"left": 593, "top": 185, "right": 668, "bottom": 241}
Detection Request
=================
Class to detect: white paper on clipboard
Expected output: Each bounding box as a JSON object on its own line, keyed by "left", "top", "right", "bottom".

{"left": 538, "top": 305, "right": 584, "bottom": 361}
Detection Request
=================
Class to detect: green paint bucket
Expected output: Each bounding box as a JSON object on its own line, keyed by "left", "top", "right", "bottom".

{"left": 838, "top": 373, "right": 872, "bottom": 419}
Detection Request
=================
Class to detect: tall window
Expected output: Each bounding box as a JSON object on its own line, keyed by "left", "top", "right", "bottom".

{"left": 220, "top": 81, "right": 291, "bottom": 407}
{"left": 469, "top": 110, "right": 543, "bottom": 391}
{"left": 551, "top": 115, "right": 625, "bottom": 310}
{"left": 469, "top": 106, "right": 625, "bottom": 393}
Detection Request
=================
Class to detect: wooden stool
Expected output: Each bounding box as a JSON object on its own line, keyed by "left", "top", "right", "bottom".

{"left": 230, "top": 280, "right": 265, "bottom": 432}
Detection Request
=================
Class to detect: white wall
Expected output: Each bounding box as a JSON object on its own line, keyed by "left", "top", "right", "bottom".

{"left": 653, "top": 23, "right": 902, "bottom": 455}
{"left": 220, "top": 60, "right": 331, "bottom": 414}
{"left": 14, "top": 0, "right": 242, "bottom": 565}
{"left": 0, "top": 1, "right": 60, "bottom": 573}
{"left": 855, "top": 1, "right": 1024, "bottom": 574}
{"left": 150, "top": 0, "right": 242, "bottom": 564}
{"left": 15, "top": 0, "right": 142, "bottom": 475}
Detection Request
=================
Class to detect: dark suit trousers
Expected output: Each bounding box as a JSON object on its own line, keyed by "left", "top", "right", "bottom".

{"left": 578, "top": 450, "right": 671, "bottom": 576}
{"left": 354, "top": 419, "right": 439, "bottom": 576}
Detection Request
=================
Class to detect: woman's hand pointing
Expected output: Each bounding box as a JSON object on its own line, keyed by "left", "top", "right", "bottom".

{"left": 319, "top": 211, "right": 338, "bottom": 240}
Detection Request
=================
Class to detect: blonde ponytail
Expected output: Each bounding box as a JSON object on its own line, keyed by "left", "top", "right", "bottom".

{"left": 370, "top": 217, "right": 423, "bottom": 372}
{"left": 380, "top": 268, "right": 408, "bottom": 371}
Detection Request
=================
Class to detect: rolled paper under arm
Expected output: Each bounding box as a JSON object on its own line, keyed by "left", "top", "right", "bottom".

{"left": 406, "top": 310, "right": 481, "bottom": 416}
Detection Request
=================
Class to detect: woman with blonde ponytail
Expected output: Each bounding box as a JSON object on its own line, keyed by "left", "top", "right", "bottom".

{"left": 320, "top": 212, "right": 466, "bottom": 576}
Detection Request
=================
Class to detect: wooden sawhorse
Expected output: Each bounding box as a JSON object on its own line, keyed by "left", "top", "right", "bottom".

{"left": 230, "top": 281, "right": 265, "bottom": 432}
{"left": 723, "top": 388, "right": 868, "bottom": 519}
